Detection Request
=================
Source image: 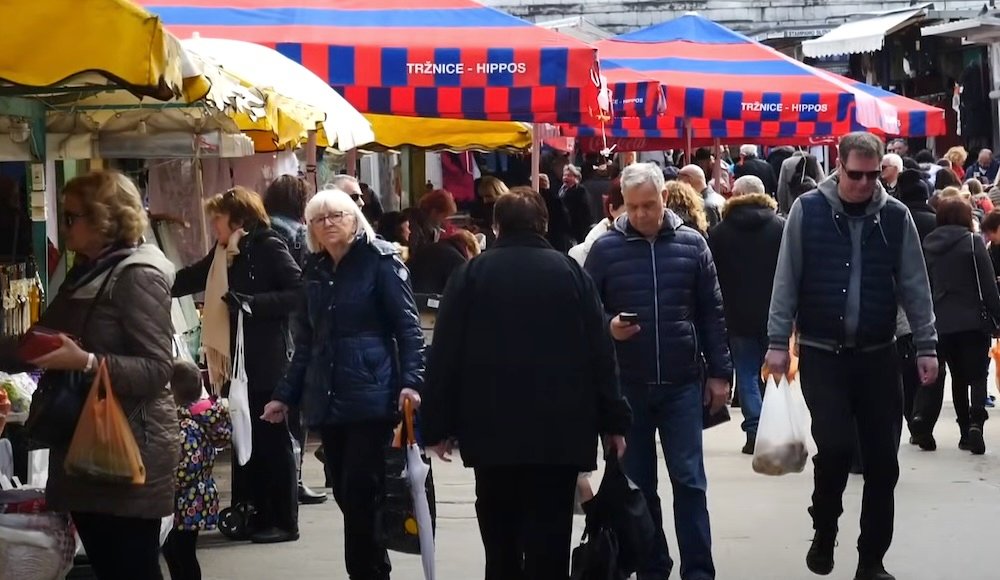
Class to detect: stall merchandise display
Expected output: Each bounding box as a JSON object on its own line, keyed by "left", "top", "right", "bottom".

{"left": 0, "top": 263, "right": 43, "bottom": 339}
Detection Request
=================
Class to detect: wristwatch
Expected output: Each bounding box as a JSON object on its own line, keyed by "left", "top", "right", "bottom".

{"left": 83, "top": 352, "right": 97, "bottom": 373}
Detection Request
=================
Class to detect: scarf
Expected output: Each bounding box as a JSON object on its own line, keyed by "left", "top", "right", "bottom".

{"left": 64, "top": 243, "right": 137, "bottom": 293}
{"left": 202, "top": 229, "right": 246, "bottom": 390}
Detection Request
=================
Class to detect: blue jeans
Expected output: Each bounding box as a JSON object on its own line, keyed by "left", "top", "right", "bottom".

{"left": 729, "top": 335, "right": 766, "bottom": 435}
{"left": 624, "top": 382, "right": 714, "bottom": 580}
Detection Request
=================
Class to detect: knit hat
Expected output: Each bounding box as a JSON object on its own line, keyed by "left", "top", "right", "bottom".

{"left": 897, "top": 168, "right": 929, "bottom": 202}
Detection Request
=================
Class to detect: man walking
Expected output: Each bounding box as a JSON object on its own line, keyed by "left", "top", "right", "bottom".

{"left": 678, "top": 164, "right": 726, "bottom": 228}
{"left": 422, "top": 187, "right": 631, "bottom": 580}
{"left": 708, "top": 175, "right": 784, "bottom": 455}
{"left": 734, "top": 144, "right": 778, "bottom": 195}
{"left": 586, "top": 162, "right": 732, "bottom": 580}
{"left": 766, "top": 132, "right": 938, "bottom": 580}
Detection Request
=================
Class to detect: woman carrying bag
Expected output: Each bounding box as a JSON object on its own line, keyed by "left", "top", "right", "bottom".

{"left": 173, "top": 187, "right": 302, "bottom": 543}
{"left": 262, "top": 187, "right": 425, "bottom": 580}
{"left": 15, "top": 171, "right": 178, "bottom": 579}
{"left": 915, "top": 198, "right": 1000, "bottom": 454}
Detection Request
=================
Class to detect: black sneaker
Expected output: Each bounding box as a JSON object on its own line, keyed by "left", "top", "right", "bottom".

{"left": 250, "top": 527, "right": 300, "bottom": 544}
{"left": 968, "top": 427, "right": 986, "bottom": 455}
{"left": 912, "top": 432, "right": 937, "bottom": 451}
{"left": 806, "top": 529, "right": 837, "bottom": 575}
{"left": 854, "top": 564, "right": 895, "bottom": 580}
{"left": 742, "top": 433, "right": 756, "bottom": 455}
{"left": 959, "top": 434, "right": 971, "bottom": 451}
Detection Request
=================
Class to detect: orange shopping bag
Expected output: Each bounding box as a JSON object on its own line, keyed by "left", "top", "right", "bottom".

{"left": 991, "top": 340, "right": 1000, "bottom": 387}
{"left": 64, "top": 360, "right": 146, "bottom": 485}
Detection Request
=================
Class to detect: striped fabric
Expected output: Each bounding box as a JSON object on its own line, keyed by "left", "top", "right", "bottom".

{"left": 143, "top": 0, "right": 614, "bottom": 122}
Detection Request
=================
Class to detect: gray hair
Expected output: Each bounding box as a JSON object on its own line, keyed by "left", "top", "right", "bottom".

{"left": 327, "top": 174, "right": 361, "bottom": 193}
{"left": 739, "top": 144, "right": 758, "bottom": 158}
{"left": 732, "top": 175, "right": 765, "bottom": 196}
{"left": 621, "top": 162, "right": 665, "bottom": 196}
{"left": 563, "top": 164, "right": 582, "bottom": 180}
{"left": 303, "top": 187, "right": 376, "bottom": 253}
{"left": 838, "top": 132, "right": 884, "bottom": 163}
{"left": 882, "top": 153, "right": 903, "bottom": 171}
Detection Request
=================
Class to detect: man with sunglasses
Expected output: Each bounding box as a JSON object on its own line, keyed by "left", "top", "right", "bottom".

{"left": 328, "top": 174, "right": 366, "bottom": 209}
{"left": 765, "top": 132, "right": 938, "bottom": 580}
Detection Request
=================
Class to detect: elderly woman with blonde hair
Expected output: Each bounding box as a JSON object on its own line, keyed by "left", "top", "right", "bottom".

{"left": 263, "top": 188, "right": 425, "bottom": 578}
{"left": 11, "top": 171, "right": 178, "bottom": 578}
{"left": 945, "top": 146, "right": 969, "bottom": 180}
{"left": 664, "top": 180, "right": 710, "bottom": 235}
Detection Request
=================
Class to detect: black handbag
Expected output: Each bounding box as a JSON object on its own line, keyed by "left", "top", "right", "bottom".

{"left": 24, "top": 265, "right": 118, "bottom": 449}
{"left": 376, "top": 403, "right": 437, "bottom": 555}
{"left": 571, "top": 524, "right": 625, "bottom": 580}
{"left": 576, "top": 456, "right": 656, "bottom": 577}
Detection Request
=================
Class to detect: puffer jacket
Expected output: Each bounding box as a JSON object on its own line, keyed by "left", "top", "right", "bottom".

{"left": 174, "top": 399, "right": 232, "bottom": 531}
{"left": 585, "top": 210, "right": 732, "bottom": 387}
{"left": 39, "top": 244, "right": 179, "bottom": 519}
{"left": 273, "top": 233, "right": 425, "bottom": 427}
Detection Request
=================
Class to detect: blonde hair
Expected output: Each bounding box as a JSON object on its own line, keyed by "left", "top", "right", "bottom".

{"left": 664, "top": 181, "right": 709, "bottom": 234}
{"left": 62, "top": 171, "right": 148, "bottom": 246}
{"left": 303, "top": 188, "right": 376, "bottom": 253}
{"left": 939, "top": 186, "right": 972, "bottom": 203}
{"left": 477, "top": 176, "right": 509, "bottom": 203}
{"left": 945, "top": 146, "right": 968, "bottom": 166}
{"left": 446, "top": 229, "right": 481, "bottom": 258}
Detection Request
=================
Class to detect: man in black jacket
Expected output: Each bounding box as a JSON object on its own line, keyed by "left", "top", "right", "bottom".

{"left": 422, "top": 187, "right": 631, "bottom": 580}
{"left": 708, "top": 175, "right": 784, "bottom": 455}
{"left": 734, "top": 144, "right": 778, "bottom": 195}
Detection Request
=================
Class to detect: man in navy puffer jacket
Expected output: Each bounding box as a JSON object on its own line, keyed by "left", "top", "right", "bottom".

{"left": 586, "top": 162, "right": 732, "bottom": 580}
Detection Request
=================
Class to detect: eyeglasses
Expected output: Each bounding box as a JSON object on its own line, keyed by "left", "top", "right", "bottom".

{"left": 63, "top": 211, "right": 87, "bottom": 228}
{"left": 844, "top": 169, "right": 881, "bottom": 182}
{"left": 310, "top": 211, "right": 350, "bottom": 226}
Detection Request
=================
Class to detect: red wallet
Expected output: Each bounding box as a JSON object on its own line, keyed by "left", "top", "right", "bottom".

{"left": 16, "top": 327, "right": 71, "bottom": 362}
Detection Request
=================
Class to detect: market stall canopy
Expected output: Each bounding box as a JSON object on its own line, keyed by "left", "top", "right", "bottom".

{"left": 182, "top": 37, "right": 375, "bottom": 150}
{"left": 143, "top": 0, "right": 604, "bottom": 123}
{"left": 594, "top": 13, "right": 921, "bottom": 134}
{"left": 365, "top": 114, "right": 532, "bottom": 151}
{"left": 0, "top": 0, "right": 201, "bottom": 101}
{"left": 802, "top": 5, "right": 931, "bottom": 59}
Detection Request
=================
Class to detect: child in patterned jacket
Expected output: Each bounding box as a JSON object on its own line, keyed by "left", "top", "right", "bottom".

{"left": 163, "top": 360, "right": 232, "bottom": 580}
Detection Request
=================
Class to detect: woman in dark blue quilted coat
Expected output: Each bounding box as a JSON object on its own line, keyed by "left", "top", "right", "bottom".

{"left": 263, "top": 187, "right": 425, "bottom": 580}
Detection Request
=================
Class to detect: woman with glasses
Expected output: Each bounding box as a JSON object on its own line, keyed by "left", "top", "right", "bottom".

{"left": 173, "top": 186, "right": 303, "bottom": 544}
{"left": 262, "top": 188, "right": 425, "bottom": 579}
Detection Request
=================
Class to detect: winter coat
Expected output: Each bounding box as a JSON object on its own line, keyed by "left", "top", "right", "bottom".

{"left": 561, "top": 183, "right": 594, "bottom": 243}
{"left": 585, "top": 211, "right": 733, "bottom": 388}
{"left": 734, "top": 156, "right": 778, "bottom": 195}
{"left": 923, "top": 226, "right": 1000, "bottom": 336}
{"left": 273, "top": 234, "right": 425, "bottom": 427}
{"left": 904, "top": 200, "right": 937, "bottom": 243}
{"left": 708, "top": 194, "right": 785, "bottom": 338}
{"left": 174, "top": 399, "right": 232, "bottom": 531}
{"left": 408, "top": 238, "right": 468, "bottom": 295}
{"left": 39, "top": 244, "right": 179, "bottom": 518}
{"left": 173, "top": 227, "right": 302, "bottom": 394}
{"left": 542, "top": 185, "right": 575, "bottom": 253}
{"left": 421, "top": 232, "right": 631, "bottom": 471}
{"left": 569, "top": 218, "right": 615, "bottom": 266}
{"left": 269, "top": 215, "right": 308, "bottom": 268}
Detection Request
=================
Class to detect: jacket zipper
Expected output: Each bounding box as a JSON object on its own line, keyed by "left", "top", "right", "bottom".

{"left": 648, "top": 240, "right": 662, "bottom": 384}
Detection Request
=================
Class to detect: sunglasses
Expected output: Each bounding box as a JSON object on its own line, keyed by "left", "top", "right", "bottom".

{"left": 63, "top": 211, "right": 87, "bottom": 228}
{"left": 349, "top": 193, "right": 362, "bottom": 202}
{"left": 844, "top": 169, "right": 881, "bottom": 182}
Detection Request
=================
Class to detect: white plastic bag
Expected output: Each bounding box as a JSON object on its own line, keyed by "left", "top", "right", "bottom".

{"left": 229, "top": 312, "right": 253, "bottom": 466}
{"left": 752, "top": 375, "right": 812, "bottom": 476}
{"left": 0, "top": 513, "right": 76, "bottom": 580}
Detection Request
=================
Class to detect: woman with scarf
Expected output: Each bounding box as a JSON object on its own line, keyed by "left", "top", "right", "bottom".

{"left": 173, "top": 186, "right": 303, "bottom": 544}
{"left": 12, "top": 171, "right": 177, "bottom": 579}
{"left": 262, "top": 188, "right": 425, "bottom": 579}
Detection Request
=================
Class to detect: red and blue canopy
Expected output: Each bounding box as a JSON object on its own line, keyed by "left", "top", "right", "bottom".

{"left": 596, "top": 13, "right": 940, "bottom": 133}
{"left": 143, "top": 0, "right": 616, "bottom": 123}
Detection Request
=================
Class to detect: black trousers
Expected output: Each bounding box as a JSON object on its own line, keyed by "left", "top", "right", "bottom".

{"left": 798, "top": 346, "right": 902, "bottom": 567}
{"left": 232, "top": 389, "right": 299, "bottom": 531}
{"left": 162, "top": 529, "right": 201, "bottom": 580}
{"left": 896, "top": 334, "right": 920, "bottom": 434}
{"left": 913, "top": 330, "right": 990, "bottom": 435}
{"left": 72, "top": 512, "right": 163, "bottom": 580}
{"left": 320, "top": 421, "right": 395, "bottom": 580}
{"left": 474, "top": 465, "right": 579, "bottom": 580}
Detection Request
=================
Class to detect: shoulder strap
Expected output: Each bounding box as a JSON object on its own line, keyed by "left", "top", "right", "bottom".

{"left": 80, "top": 262, "right": 123, "bottom": 349}
{"left": 972, "top": 233, "right": 986, "bottom": 303}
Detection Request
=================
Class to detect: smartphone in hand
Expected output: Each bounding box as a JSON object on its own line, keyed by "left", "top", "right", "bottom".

{"left": 619, "top": 312, "right": 640, "bottom": 325}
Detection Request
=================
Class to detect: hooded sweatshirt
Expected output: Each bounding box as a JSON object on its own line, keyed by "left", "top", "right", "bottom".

{"left": 767, "top": 175, "right": 937, "bottom": 357}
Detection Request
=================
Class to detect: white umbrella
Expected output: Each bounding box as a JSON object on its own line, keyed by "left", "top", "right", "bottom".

{"left": 402, "top": 401, "right": 436, "bottom": 580}
{"left": 181, "top": 37, "right": 375, "bottom": 150}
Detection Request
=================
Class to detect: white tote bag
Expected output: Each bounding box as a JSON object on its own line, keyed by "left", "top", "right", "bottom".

{"left": 752, "top": 375, "right": 812, "bottom": 476}
{"left": 229, "top": 312, "right": 253, "bottom": 466}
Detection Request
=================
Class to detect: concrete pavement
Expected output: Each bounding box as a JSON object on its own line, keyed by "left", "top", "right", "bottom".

{"left": 194, "top": 402, "right": 1000, "bottom": 580}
